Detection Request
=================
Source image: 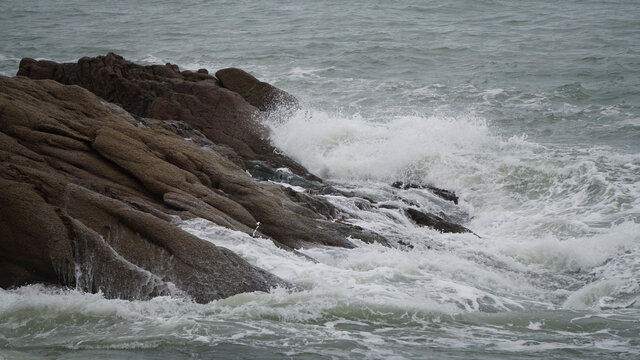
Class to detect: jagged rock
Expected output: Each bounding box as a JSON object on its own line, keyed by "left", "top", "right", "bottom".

{"left": 17, "top": 53, "right": 317, "bottom": 181}
{"left": 0, "top": 75, "right": 386, "bottom": 301}
{"left": 215, "top": 68, "right": 299, "bottom": 112}
{"left": 405, "top": 208, "right": 471, "bottom": 234}
{"left": 391, "top": 181, "right": 459, "bottom": 204}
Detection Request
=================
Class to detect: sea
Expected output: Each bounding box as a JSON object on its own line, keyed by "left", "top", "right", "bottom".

{"left": 1, "top": 1, "right": 639, "bottom": 359}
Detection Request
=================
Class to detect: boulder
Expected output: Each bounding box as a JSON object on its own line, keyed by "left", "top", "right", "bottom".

{"left": 215, "top": 67, "right": 299, "bottom": 112}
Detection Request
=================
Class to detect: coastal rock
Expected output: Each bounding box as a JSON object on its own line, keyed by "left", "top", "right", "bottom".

{"left": 0, "top": 75, "right": 384, "bottom": 301}
{"left": 405, "top": 208, "right": 472, "bottom": 234}
{"left": 17, "top": 53, "right": 316, "bottom": 180}
{"left": 215, "top": 67, "right": 300, "bottom": 112}
{"left": 0, "top": 76, "right": 287, "bottom": 301}
{"left": 15, "top": 54, "right": 383, "bottom": 242}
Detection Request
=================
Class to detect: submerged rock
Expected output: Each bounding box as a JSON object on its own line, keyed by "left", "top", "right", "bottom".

{"left": 391, "top": 181, "right": 459, "bottom": 204}
{"left": 245, "top": 160, "right": 320, "bottom": 189}
{"left": 405, "top": 208, "right": 472, "bottom": 234}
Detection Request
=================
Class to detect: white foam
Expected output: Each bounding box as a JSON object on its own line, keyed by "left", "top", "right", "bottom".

{"left": 180, "top": 218, "right": 542, "bottom": 315}
{"left": 497, "top": 223, "right": 640, "bottom": 272}
{"left": 265, "top": 104, "right": 640, "bottom": 313}
{"left": 267, "top": 108, "right": 493, "bottom": 185}
{"left": 527, "top": 320, "right": 543, "bottom": 330}
{"left": 287, "top": 66, "right": 335, "bottom": 80}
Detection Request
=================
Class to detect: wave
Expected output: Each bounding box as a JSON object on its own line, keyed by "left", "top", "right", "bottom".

{"left": 267, "top": 107, "right": 494, "bottom": 185}
{"left": 264, "top": 105, "right": 640, "bottom": 310}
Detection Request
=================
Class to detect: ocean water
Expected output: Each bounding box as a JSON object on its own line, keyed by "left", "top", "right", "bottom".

{"left": 1, "top": 0, "right": 639, "bottom": 359}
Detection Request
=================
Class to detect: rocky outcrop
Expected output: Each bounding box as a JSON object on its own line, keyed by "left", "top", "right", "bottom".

{"left": 0, "top": 76, "right": 292, "bottom": 302}
{"left": 14, "top": 54, "right": 389, "bottom": 244}
{"left": 0, "top": 73, "right": 383, "bottom": 302}
{"left": 17, "top": 53, "right": 316, "bottom": 181}
{"left": 2, "top": 54, "right": 473, "bottom": 302}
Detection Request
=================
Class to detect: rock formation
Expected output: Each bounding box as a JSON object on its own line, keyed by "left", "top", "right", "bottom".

{"left": 0, "top": 74, "right": 377, "bottom": 302}
{"left": 216, "top": 67, "right": 299, "bottom": 112}
{"left": 1, "top": 54, "right": 473, "bottom": 302}
{"left": 0, "top": 76, "right": 293, "bottom": 302}
{"left": 17, "top": 53, "right": 316, "bottom": 180}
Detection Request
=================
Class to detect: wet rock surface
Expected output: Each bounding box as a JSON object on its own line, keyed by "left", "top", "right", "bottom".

{"left": 17, "top": 53, "right": 316, "bottom": 180}
{"left": 405, "top": 208, "right": 472, "bottom": 234}
{"left": 0, "top": 76, "right": 291, "bottom": 302}
{"left": 0, "top": 73, "right": 377, "bottom": 302}
{"left": 215, "top": 67, "right": 300, "bottom": 112}
{"left": 2, "top": 54, "right": 472, "bottom": 302}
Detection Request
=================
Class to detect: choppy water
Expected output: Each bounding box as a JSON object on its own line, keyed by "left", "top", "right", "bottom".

{"left": 1, "top": 0, "right": 639, "bottom": 359}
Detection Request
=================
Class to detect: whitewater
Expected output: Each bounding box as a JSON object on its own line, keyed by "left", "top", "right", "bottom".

{"left": 1, "top": 0, "right": 639, "bottom": 358}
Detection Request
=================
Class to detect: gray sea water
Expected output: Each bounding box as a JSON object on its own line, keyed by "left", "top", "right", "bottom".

{"left": 1, "top": 1, "right": 639, "bottom": 359}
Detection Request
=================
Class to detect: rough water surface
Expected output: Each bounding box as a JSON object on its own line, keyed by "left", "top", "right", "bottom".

{"left": 1, "top": 0, "right": 639, "bottom": 359}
